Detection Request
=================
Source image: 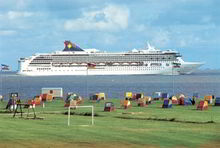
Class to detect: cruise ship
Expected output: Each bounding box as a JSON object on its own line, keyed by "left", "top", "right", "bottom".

{"left": 17, "top": 41, "right": 203, "bottom": 76}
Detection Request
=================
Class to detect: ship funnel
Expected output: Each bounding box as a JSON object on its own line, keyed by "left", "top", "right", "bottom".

{"left": 63, "top": 41, "right": 84, "bottom": 51}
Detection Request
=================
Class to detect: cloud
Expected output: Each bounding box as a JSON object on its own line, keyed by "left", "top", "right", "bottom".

{"left": 201, "top": 15, "right": 212, "bottom": 23}
{"left": 14, "top": 0, "right": 30, "bottom": 9}
{"left": 133, "top": 24, "right": 147, "bottom": 32}
{"left": 7, "top": 11, "right": 33, "bottom": 19}
{"left": 151, "top": 29, "right": 171, "bottom": 47}
{"left": 0, "top": 30, "right": 16, "bottom": 36}
{"left": 0, "top": 10, "right": 41, "bottom": 30}
{"left": 0, "top": 0, "right": 31, "bottom": 10}
{"left": 103, "top": 34, "right": 120, "bottom": 45}
{"left": 64, "top": 4, "right": 130, "bottom": 31}
{"left": 177, "top": 34, "right": 204, "bottom": 48}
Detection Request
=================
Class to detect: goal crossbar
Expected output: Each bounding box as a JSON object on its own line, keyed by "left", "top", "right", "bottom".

{"left": 68, "top": 105, "right": 94, "bottom": 126}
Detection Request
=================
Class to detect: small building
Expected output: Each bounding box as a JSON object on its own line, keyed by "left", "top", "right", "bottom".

{"left": 41, "top": 88, "right": 63, "bottom": 99}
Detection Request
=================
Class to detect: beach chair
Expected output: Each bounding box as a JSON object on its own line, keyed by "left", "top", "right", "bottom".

{"left": 152, "top": 92, "right": 161, "bottom": 100}
{"left": 197, "top": 101, "right": 208, "bottom": 110}
{"left": 137, "top": 98, "right": 147, "bottom": 107}
{"left": 64, "top": 93, "right": 83, "bottom": 107}
{"left": 120, "top": 99, "right": 132, "bottom": 109}
{"left": 189, "top": 98, "right": 195, "bottom": 105}
{"left": 6, "top": 93, "right": 19, "bottom": 111}
{"left": 177, "top": 94, "right": 185, "bottom": 99}
{"left": 89, "top": 93, "right": 100, "bottom": 103}
{"left": 204, "top": 95, "right": 213, "bottom": 104}
{"left": 0, "top": 95, "right": 3, "bottom": 102}
{"left": 47, "top": 94, "right": 53, "bottom": 102}
{"left": 125, "top": 92, "right": 133, "bottom": 100}
{"left": 215, "top": 97, "right": 220, "bottom": 106}
{"left": 132, "top": 93, "right": 143, "bottom": 101}
{"left": 161, "top": 93, "right": 169, "bottom": 99}
{"left": 184, "top": 98, "right": 192, "bottom": 106}
{"left": 70, "top": 100, "right": 77, "bottom": 106}
{"left": 145, "top": 96, "right": 152, "bottom": 104}
{"left": 34, "top": 95, "right": 42, "bottom": 105}
{"left": 5, "top": 98, "right": 17, "bottom": 111}
{"left": 104, "top": 102, "right": 115, "bottom": 112}
{"left": 179, "top": 97, "right": 185, "bottom": 105}
{"left": 171, "top": 96, "right": 178, "bottom": 104}
{"left": 64, "top": 100, "right": 77, "bottom": 108}
{"left": 41, "top": 94, "right": 47, "bottom": 102}
{"left": 98, "top": 93, "right": 106, "bottom": 100}
{"left": 124, "top": 99, "right": 132, "bottom": 109}
{"left": 162, "top": 99, "right": 172, "bottom": 108}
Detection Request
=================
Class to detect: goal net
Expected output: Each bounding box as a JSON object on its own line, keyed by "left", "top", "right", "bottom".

{"left": 67, "top": 105, "right": 94, "bottom": 126}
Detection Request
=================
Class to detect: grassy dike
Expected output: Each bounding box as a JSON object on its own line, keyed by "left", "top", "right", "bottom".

{"left": 0, "top": 99, "right": 220, "bottom": 148}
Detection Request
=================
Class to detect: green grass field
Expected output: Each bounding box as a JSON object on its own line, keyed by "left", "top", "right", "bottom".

{"left": 0, "top": 99, "right": 220, "bottom": 148}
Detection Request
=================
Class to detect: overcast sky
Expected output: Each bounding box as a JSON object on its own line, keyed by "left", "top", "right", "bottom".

{"left": 0, "top": 0, "right": 219, "bottom": 70}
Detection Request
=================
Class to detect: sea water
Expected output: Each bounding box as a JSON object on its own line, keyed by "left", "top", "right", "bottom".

{"left": 0, "top": 72, "right": 219, "bottom": 100}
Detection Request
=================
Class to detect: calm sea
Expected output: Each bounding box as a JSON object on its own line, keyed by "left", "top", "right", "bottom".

{"left": 0, "top": 72, "right": 220, "bottom": 100}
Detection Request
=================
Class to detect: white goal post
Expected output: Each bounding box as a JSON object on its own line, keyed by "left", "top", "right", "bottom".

{"left": 68, "top": 105, "right": 94, "bottom": 126}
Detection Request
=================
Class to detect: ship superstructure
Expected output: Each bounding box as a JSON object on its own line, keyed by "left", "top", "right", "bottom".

{"left": 17, "top": 41, "right": 203, "bottom": 76}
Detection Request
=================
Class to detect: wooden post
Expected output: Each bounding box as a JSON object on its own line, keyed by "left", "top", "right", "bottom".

{"left": 68, "top": 106, "right": 70, "bottom": 126}
{"left": 92, "top": 106, "right": 94, "bottom": 125}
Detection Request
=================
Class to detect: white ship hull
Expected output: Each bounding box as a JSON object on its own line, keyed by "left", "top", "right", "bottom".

{"left": 17, "top": 41, "right": 203, "bottom": 76}
{"left": 17, "top": 63, "right": 202, "bottom": 76}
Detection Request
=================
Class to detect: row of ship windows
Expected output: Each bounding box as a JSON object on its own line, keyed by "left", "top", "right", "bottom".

{"left": 31, "top": 59, "right": 175, "bottom": 64}
{"left": 54, "top": 63, "right": 169, "bottom": 67}
{"left": 89, "top": 68, "right": 164, "bottom": 71}
{"left": 49, "top": 57, "right": 175, "bottom": 60}
{"left": 22, "top": 68, "right": 164, "bottom": 72}
{"left": 53, "top": 57, "right": 174, "bottom": 60}
{"left": 34, "top": 56, "right": 176, "bottom": 61}
{"left": 30, "top": 60, "right": 173, "bottom": 64}
{"left": 35, "top": 68, "right": 164, "bottom": 72}
{"left": 30, "top": 63, "right": 171, "bottom": 67}
{"left": 39, "top": 55, "right": 175, "bottom": 58}
{"left": 53, "top": 59, "right": 175, "bottom": 62}
{"left": 39, "top": 54, "right": 175, "bottom": 57}
{"left": 36, "top": 68, "right": 51, "bottom": 70}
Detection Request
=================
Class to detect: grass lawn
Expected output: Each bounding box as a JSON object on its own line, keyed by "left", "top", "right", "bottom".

{"left": 0, "top": 99, "right": 220, "bottom": 148}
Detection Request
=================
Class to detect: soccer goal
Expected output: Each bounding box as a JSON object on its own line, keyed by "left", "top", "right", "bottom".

{"left": 68, "top": 105, "right": 94, "bottom": 126}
